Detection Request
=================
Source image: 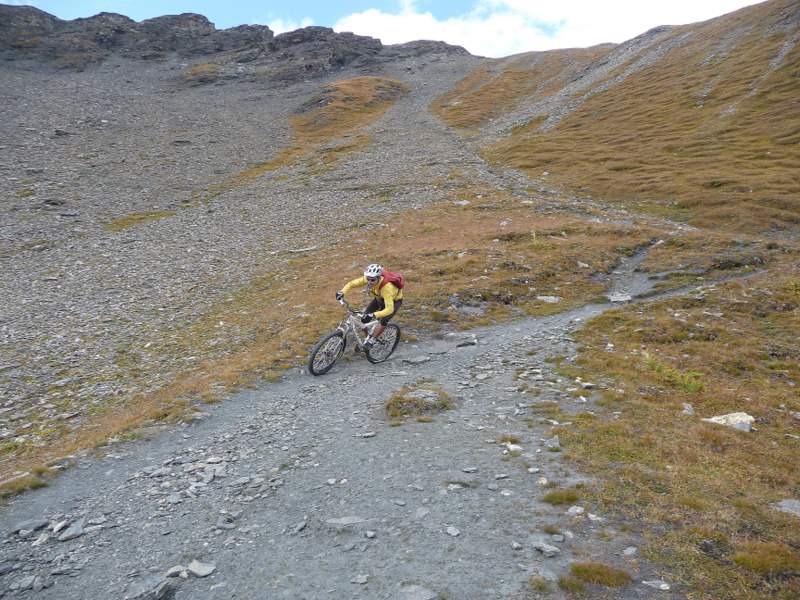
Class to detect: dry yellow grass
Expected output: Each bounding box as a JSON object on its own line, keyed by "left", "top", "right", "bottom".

{"left": 471, "top": 0, "right": 800, "bottom": 233}
{"left": 106, "top": 210, "right": 176, "bottom": 231}
{"left": 385, "top": 383, "right": 453, "bottom": 420}
{"left": 562, "top": 262, "right": 800, "bottom": 599}
{"left": 182, "top": 63, "right": 221, "bottom": 84}
{"left": 231, "top": 76, "right": 407, "bottom": 182}
{"left": 570, "top": 562, "right": 631, "bottom": 587}
{"left": 432, "top": 46, "right": 613, "bottom": 129}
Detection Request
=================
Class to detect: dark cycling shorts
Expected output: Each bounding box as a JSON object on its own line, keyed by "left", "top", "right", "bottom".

{"left": 366, "top": 298, "right": 402, "bottom": 326}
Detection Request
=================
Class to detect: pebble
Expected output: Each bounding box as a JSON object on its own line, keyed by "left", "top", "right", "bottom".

{"left": 365, "top": 530, "right": 377, "bottom": 539}
{"left": 165, "top": 566, "right": 186, "bottom": 578}
{"left": 326, "top": 516, "right": 368, "bottom": 527}
{"left": 511, "top": 541, "right": 523, "bottom": 550}
{"left": 351, "top": 574, "right": 368, "bottom": 584}
{"left": 58, "top": 519, "right": 85, "bottom": 541}
{"left": 403, "top": 356, "right": 431, "bottom": 365}
{"left": 123, "top": 576, "right": 172, "bottom": 600}
{"left": 623, "top": 546, "right": 638, "bottom": 556}
{"left": 462, "top": 467, "right": 478, "bottom": 473}
{"left": 567, "top": 506, "right": 584, "bottom": 516}
{"left": 187, "top": 560, "right": 216, "bottom": 578}
{"left": 11, "top": 519, "right": 49, "bottom": 534}
{"left": 532, "top": 540, "right": 561, "bottom": 557}
{"left": 292, "top": 521, "right": 307, "bottom": 533}
{"left": 399, "top": 584, "right": 438, "bottom": 600}
{"left": 445, "top": 526, "right": 460, "bottom": 537}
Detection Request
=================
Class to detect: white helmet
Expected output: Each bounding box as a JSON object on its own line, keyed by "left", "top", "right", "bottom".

{"left": 364, "top": 263, "right": 383, "bottom": 279}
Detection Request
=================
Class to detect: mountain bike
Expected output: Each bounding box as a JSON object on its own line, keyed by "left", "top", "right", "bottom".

{"left": 308, "top": 299, "right": 401, "bottom": 375}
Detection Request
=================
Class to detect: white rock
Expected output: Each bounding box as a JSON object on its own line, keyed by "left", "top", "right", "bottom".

{"left": 567, "top": 505, "right": 584, "bottom": 516}
{"left": 773, "top": 499, "right": 800, "bottom": 519}
{"left": 326, "top": 516, "right": 369, "bottom": 527}
{"left": 351, "top": 574, "right": 368, "bottom": 584}
{"left": 536, "top": 295, "right": 562, "bottom": 304}
{"left": 682, "top": 403, "right": 695, "bottom": 416}
{"left": 608, "top": 292, "right": 633, "bottom": 303}
{"left": 532, "top": 540, "right": 561, "bottom": 557}
{"left": 544, "top": 436, "right": 560, "bottom": 450}
{"left": 701, "top": 412, "right": 754, "bottom": 432}
{"left": 642, "top": 579, "right": 671, "bottom": 591}
{"left": 623, "top": 546, "right": 638, "bottom": 556}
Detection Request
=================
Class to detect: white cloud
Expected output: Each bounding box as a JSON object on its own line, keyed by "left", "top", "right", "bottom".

{"left": 264, "top": 16, "right": 314, "bottom": 35}
{"left": 334, "top": 0, "right": 763, "bottom": 57}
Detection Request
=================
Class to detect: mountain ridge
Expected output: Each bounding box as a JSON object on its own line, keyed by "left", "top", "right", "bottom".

{"left": 0, "top": 3, "right": 469, "bottom": 77}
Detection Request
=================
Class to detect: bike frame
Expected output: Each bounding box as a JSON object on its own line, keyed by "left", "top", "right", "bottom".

{"left": 337, "top": 299, "right": 379, "bottom": 350}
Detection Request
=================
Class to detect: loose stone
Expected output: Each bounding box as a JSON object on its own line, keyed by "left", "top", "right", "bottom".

{"left": 187, "top": 560, "right": 216, "bottom": 578}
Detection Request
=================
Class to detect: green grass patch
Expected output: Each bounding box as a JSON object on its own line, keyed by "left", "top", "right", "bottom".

{"left": 570, "top": 562, "right": 631, "bottom": 587}
{"left": 106, "top": 210, "right": 176, "bottom": 232}
{"left": 542, "top": 488, "right": 581, "bottom": 505}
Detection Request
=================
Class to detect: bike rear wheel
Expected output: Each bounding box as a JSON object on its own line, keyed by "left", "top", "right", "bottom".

{"left": 308, "top": 331, "right": 346, "bottom": 375}
{"left": 366, "top": 324, "right": 401, "bottom": 364}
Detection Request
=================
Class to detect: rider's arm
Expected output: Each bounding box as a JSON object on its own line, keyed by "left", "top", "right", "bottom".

{"left": 340, "top": 276, "right": 367, "bottom": 295}
{"left": 373, "top": 284, "right": 398, "bottom": 318}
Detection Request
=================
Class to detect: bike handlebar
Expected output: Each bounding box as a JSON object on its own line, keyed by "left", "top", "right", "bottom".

{"left": 339, "top": 298, "right": 363, "bottom": 317}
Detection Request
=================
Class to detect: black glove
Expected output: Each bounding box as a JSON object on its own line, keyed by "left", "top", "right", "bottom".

{"left": 335, "top": 291, "right": 344, "bottom": 301}
{"left": 361, "top": 313, "right": 374, "bottom": 324}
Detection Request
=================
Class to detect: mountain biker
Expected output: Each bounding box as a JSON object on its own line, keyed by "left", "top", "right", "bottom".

{"left": 336, "top": 263, "right": 403, "bottom": 350}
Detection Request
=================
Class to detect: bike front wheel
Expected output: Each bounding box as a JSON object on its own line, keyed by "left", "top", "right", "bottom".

{"left": 366, "top": 324, "right": 401, "bottom": 364}
{"left": 308, "top": 331, "right": 346, "bottom": 375}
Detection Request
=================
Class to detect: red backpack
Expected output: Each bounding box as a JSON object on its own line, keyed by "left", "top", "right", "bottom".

{"left": 379, "top": 270, "right": 405, "bottom": 290}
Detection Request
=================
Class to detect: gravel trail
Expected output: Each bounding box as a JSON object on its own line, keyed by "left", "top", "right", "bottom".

{"left": 0, "top": 255, "right": 685, "bottom": 599}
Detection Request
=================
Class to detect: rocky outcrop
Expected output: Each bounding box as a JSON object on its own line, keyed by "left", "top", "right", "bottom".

{"left": 0, "top": 5, "right": 274, "bottom": 67}
{"left": 0, "top": 4, "right": 469, "bottom": 76}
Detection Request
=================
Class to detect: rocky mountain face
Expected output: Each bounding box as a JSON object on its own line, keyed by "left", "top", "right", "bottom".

{"left": 0, "top": 4, "right": 468, "bottom": 77}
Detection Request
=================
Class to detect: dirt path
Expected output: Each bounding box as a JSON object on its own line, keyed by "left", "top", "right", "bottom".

{"left": 0, "top": 250, "right": 689, "bottom": 599}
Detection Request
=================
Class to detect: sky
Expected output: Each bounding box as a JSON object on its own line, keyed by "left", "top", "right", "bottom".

{"left": 5, "top": 0, "right": 765, "bottom": 57}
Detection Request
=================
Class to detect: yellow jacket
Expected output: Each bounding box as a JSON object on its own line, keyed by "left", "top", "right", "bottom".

{"left": 341, "top": 275, "right": 403, "bottom": 319}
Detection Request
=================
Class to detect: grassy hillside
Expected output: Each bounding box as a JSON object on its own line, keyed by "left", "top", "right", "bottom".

{"left": 431, "top": 1, "right": 800, "bottom": 597}
{"left": 431, "top": 45, "right": 613, "bottom": 130}
{"left": 440, "top": 0, "right": 800, "bottom": 233}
